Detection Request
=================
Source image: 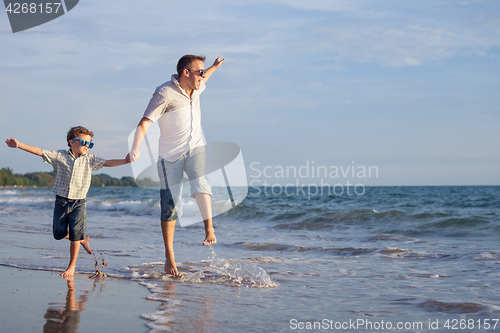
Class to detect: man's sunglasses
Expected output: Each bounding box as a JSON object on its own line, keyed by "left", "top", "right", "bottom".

{"left": 188, "top": 69, "right": 207, "bottom": 76}
{"left": 70, "top": 139, "right": 94, "bottom": 149}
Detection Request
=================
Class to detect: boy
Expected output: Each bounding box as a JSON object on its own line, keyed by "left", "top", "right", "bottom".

{"left": 5, "top": 126, "right": 129, "bottom": 277}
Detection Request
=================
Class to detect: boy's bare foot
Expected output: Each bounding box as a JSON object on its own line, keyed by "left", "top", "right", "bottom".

{"left": 203, "top": 228, "right": 217, "bottom": 246}
{"left": 165, "top": 257, "right": 178, "bottom": 276}
{"left": 61, "top": 265, "right": 76, "bottom": 278}
{"left": 81, "top": 236, "right": 92, "bottom": 255}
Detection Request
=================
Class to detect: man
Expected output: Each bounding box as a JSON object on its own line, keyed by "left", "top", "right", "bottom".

{"left": 127, "top": 55, "right": 225, "bottom": 276}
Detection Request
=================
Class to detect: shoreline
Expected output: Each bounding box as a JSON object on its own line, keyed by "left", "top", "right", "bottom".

{"left": 0, "top": 265, "right": 157, "bottom": 333}
{"left": 1, "top": 185, "right": 136, "bottom": 189}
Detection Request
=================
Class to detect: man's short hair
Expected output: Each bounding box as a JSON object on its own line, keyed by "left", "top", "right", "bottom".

{"left": 67, "top": 126, "right": 94, "bottom": 147}
{"left": 177, "top": 55, "right": 206, "bottom": 77}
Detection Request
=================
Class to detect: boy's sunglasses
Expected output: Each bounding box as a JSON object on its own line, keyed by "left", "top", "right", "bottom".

{"left": 70, "top": 139, "right": 94, "bottom": 149}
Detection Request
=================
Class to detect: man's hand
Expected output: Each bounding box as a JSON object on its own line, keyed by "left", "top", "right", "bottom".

{"left": 126, "top": 150, "right": 140, "bottom": 163}
{"left": 212, "top": 56, "right": 225, "bottom": 70}
{"left": 204, "top": 56, "right": 226, "bottom": 83}
{"left": 5, "top": 138, "right": 20, "bottom": 148}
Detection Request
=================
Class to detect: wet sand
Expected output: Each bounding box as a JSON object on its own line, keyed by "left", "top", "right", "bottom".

{"left": 0, "top": 265, "right": 157, "bottom": 332}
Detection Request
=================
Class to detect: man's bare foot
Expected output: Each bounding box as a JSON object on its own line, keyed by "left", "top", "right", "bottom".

{"left": 165, "top": 257, "right": 178, "bottom": 276}
{"left": 203, "top": 228, "right": 217, "bottom": 246}
{"left": 61, "top": 265, "right": 76, "bottom": 278}
{"left": 62, "top": 275, "right": 75, "bottom": 282}
{"left": 81, "top": 236, "right": 92, "bottom": 255}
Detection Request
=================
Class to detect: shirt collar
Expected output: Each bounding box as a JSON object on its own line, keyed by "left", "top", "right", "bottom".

{"left": 68, "top": 149, "right": 78, "bottom": 159}
{"left": 171, "top": 74, "right": 193, "bottom": 99}
{"left": 171, "top": 74, "right": 180, "bottom": 85}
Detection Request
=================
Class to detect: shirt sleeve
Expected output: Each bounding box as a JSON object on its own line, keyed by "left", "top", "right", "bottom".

{"left": 143, "top": 91, "right": 168, "bottom": 123}
{"left": 41, "top": 149, "right": 58, "bottom": 166}
{"left": 89, "top": 155, "right": 106, "bottom": 171}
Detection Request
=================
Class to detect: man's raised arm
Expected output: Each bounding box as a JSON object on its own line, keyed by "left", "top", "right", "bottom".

{"left": 203, "top": 56, "right": 225, "bottom": 83}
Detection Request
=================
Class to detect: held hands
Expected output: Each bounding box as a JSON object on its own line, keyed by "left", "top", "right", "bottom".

{"left": 125, "top": 150, "right": 140, "bottom": 163}
{"left": 5, "top": 138, "right": 20, "bottom": 148}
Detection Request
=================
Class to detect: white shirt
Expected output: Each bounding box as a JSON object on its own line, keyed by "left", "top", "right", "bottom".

{"left": 143, "top": 74, "right": 206, "bottom": 162}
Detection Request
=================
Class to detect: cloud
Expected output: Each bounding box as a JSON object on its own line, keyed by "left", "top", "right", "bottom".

{"left": 2, "top": 0, "right": 500, "bottom": 183}
{"left": 250, "top": 8, "right": 499, "bottom": 68}
{"left": 265, "top": 0, "right": 357, "bottom": 12}
{"left": 3, "top": 0, "right": 498, "bottom": 77}
{"left": 405, "top": 58, "right": 420, "bottom": 66}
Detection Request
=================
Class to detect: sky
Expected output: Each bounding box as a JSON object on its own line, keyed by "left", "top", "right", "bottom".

{"left": 1, "top": 0, "right": 499, "bottom": 186}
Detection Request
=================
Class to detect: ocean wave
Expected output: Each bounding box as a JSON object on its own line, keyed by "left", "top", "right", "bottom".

{"left": 410, "top": 212, "right": 450, "bottom": 220}
{"left": 269, "top": 211, "right": 308, "bottom": 221}
{"left": 271, "top": 210, "right": 392, "bottom": 230}
{"left": 3, "top": 188, "right": 499, "bottom": 236}
{"left": 226, "top": 242, "right": 470, "bottom": 261}
{"left": 232, "top": 256, "right": 297, "bottom": 263}
{"left": 218, "top": 202, "right": 270, "bottom": 220}
{"left": 0, "top": 194, "right": 54, "bottom": 209}
{"left": 0, "top": 193, "right": 231, "bottom": 220}
{"left": 421, "top": 216, "right": 491, "bottom": 229}
{"left": 268, "top": 210, "right": 499, "bottom": 236}
{"left": 0, "top": 189, "right": 232, "bottom": 219}
{"left": 376, "top": 247, "right": 461, "bottom": 260}
{"left": 86, "top": 198, "right": 159, "bottom": 216}
{"left": 475, "top": 252, "right": 500, "bottom": 261}
{"left": 418, "top": 299, "right": 500, "bottom": 314}
{"left": 366, "top": 233, "right": 419, "bottom": 242}
{"left": 227, "top": 242, "right": 376, "bottom": 256}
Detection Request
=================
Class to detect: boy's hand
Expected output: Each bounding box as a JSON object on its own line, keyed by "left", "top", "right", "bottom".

{"left": 5, "top": 138, "right": 20, "bottom": 148}
{"left": 5, "top": 138, "right": 43, "bottom": 156}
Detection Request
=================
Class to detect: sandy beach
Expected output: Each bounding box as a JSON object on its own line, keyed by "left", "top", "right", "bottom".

{"left": 1, "top": 187, "right": 499, "bottom": 332}
{"left": 0, "top": 265, "right": 157, "bottom": 332}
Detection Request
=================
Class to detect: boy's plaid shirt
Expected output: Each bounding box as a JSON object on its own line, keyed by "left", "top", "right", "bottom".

{"left": 42, "top": 149, "right": 105, "bottom": 199}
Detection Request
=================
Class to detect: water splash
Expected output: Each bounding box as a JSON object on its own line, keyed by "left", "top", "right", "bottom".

{"left": 179, "top": 245, "right": 278, "bottom": 288}
{"left": 122, "top": 246, "right": 278, "bottom": 288}
{"left": 90, "top": 252, "right": 108, "bottom": 279}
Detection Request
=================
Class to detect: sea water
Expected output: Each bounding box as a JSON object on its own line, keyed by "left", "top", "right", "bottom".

{"left": 0, "top": 186, "right": 499, "bottom": 332}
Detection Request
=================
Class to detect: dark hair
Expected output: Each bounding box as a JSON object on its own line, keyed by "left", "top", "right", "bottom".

{"left": 176, "top": 54, "right": 206, "bottom": 77}
{"left": 67, "top": 126, "right": 94, "bottom": 147}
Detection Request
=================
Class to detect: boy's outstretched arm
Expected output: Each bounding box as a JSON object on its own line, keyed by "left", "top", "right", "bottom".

{"left": 103, "top": 158, "right": 130, "bottom": 167}
{"left": 5, "top": 138, "right": 43, "bottom": 156}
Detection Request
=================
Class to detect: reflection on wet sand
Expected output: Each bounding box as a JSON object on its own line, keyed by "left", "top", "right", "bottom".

{"left": 142, "top": 280, "right": 215, "bottom": 331}
{"left": 43, "top": 276, "right": 88, "bottom": 333}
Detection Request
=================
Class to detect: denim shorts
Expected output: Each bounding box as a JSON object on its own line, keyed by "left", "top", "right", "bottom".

{"left": 158, "top": 149, "right": 212, "bottom": 221}
{"left": 53, "top": 195, "right": 87, "bottom": 242}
